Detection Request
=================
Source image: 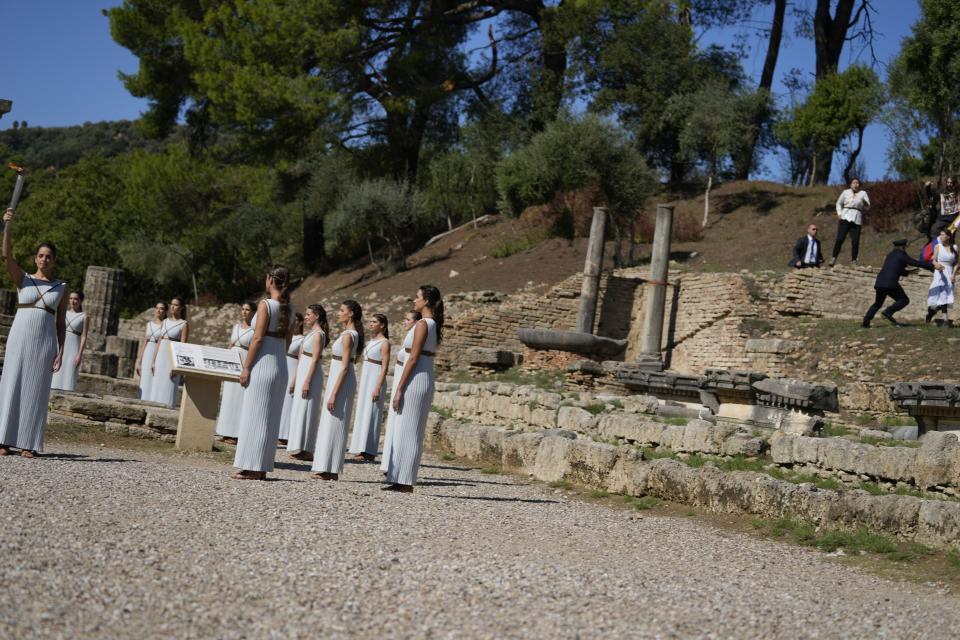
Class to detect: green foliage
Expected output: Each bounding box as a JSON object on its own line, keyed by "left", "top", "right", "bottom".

{"left": 0, "top": 120, "right": 173, "bottom": 169}
{"left": 323, "top": 178, "right": 434, "bottom": 267}
{"left": 590, "top": 490, "right": 610, "bottom": 499}
{"left": 480, "top": 466, "right": 500, "bottom": 475}
{"left": 632, "top": 496, "right": 660, "bottom": 510}
{"left": 548, "top": 479, "right": 572, "bottom": 489}
{"left": 776, "top": 65, "right": 884, "bottom": 180}
{"left": 7, "top": 145, "right": 284, "bottom": 312}
{"left": 820, "top": 423, "right": 851, "bottom": 438}
{"left": 495, "top": 114, "right": 654, "bottom": 218}
{"left": 490, "top": 231, "right": 548, "bottom": 259}
{"left": 583, "top": 403, "right": 607, "bottom": 416}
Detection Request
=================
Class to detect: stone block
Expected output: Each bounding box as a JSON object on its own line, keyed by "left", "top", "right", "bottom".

{"left": 106, "top": 336, "right": 140, "bottom": 359}
{"left": 556, "top": 406, "right": 596, "bottom": 433}
{"left": 620, "top": 394, "right": 658, "bottom": 414}
{"left": 752, "top": 378, "right": 839, "bottom": 412}
{"left": 117, "top": 357, "right": 136, "bottom": 380}
{"left": 81, "top": 352, "right": 118, "bottom": 378}
{"left": 744, "top": 338, "right": 800, "bottom": 354}
{"left": 597, "top": 414, "right": 666, "bottom": 444}
{"left": 49, "top": 393, "right": 146, "bottom": 423}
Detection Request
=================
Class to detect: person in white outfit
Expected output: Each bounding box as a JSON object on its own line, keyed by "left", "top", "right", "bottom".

{"left": 215, "top": 302, "right": 254, "bottom": 444}
{"left": 51, "top": 291, "right": 88, "bottom": 391}
{"left": 384, "top": 286, "right": 444, "bottom": 493}
{"left": 927, "top": 229, "right": 958, "bottom": 326}
{"left": 380, "top": 309, "right": 421, "bottom": 476}
{"left": 287, "top": 304, "right": 328, "bottom": 461}
{"left": 349, "top": 313, "right": 391, "bottom": 461}
{"left": 149, "top": 296, "right": 189, "bottom": 408}
{"left": 278, "top": 312, "right": 305, "bottom": 445}
{"left": 0, "top": 208, "right": 67, "bottom": 458}
{"left": 135, "top": 302, "right": 167, "bottom": 401}
{"left": 311, "top": 300, "right": 362, "bottom": 481}
{"left": 232, "top": 265, "right": 294, "bottom": 480}
{"left": 831, "top": 177, "right": 871, "bottom": 266}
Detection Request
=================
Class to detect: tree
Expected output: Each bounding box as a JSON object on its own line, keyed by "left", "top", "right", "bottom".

{"left": 775, "top": 64, "right": 883, "bottom": 186}
{"left": 888, "top": 0, "right": 960, "bottom": 185}
{"left": 668, "top": 80, "right": 765, "bottom": 226}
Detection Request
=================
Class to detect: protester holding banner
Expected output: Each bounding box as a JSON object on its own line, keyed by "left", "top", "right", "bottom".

{"left": 0, "top": 208, "right": 67, "bottom": 457}
{"left": 51, "top": 291, "right": 88, "bottom": 392}
{"left": 232, "top": 265, "right": 294, "bottom": 480}
{"left": 831, "top": 178, "right": 871, "bottom": 267}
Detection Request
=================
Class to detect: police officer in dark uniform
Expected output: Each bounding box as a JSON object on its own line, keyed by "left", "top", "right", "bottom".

{"left": 862, "top": 239, "right": 941, "bottom": 327}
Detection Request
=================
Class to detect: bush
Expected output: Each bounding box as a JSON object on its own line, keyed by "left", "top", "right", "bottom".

{"left": 866, "top": 180, "right": 921, "bottom": 232}
{"left": 634, "top": 212, "right": 703, "bottom": 243}
{"left": 496, "top": 114, "right": 655, "bottom": 219}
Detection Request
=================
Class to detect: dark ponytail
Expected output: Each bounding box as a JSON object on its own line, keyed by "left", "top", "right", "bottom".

{"left": 419, "top": 285, "right": 444, "bottom": 344}
{"left": 292, "top": 312, "right": 304, "bottom": 335}
{"left": 171, "top": 295, "right": 188, "bottom": 321}
{"left": 374, "top": 313, "right": 389, "bottom": 339}
{"left": 342, "top": 299, "right": 364, "bottom": 360}
{"left": 269, "top": 264, "right": 291, "bottom": 331}
{"left": 71, "top": 290, "right": 85, "bottom": 312}
{"left": 309, "top": 304, "right": 329, "bottom": 350}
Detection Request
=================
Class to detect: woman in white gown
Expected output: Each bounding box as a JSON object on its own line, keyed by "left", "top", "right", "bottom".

{"left": 215, "top": 302, "right": 254, "bottom": 444}
{"left": 0, "top": 208, "right": 67, "bottom": 457}
{"left": 51, "top": 291, "right": 88, "bottom": 391}
{"left": 149, "top": 296, "right": 189, "bottom": 408}
{"left": 311, "top": 300, "right": 362, "bottom": 480}
{"left": 232, "top": 265, "right": 294, "bottom": 480}
{"left": 380, "top": 310, "right": 420, "bottom": 475}
{"left": 135, "top": 302, "right": 167, "bottom": 401}
{"left": 927, "top": 229, "right": 958, "bottom": 325}
{"left": 278, "top": 313, "right": 305, "bottom": 445}
{"left": 349, "top": 313, "right": 390, "bottom": 461}
{"left": 287, "top": 304, "right": 328, "bottom": 461}
{"left": 384, "top": 286, "right": 444, "bottom": 492}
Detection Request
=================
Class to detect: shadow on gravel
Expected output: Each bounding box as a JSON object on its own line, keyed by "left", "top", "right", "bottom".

{"left": 430, "top": 495, "right": 560, "bottom": 504}
{"left": 273, "top": 461, "right": 313, "bottom": 472}
{"left": 41, "top": 454, "right": 134, "bottom": 463}
{"left": 421, "top": 476, "right": 514, "bottom": 486}
{"left": 419, "top": 464, "right": 475, "bottom": 472}
{"left": 415, "top": 479, "right": 477, "bottom": 488}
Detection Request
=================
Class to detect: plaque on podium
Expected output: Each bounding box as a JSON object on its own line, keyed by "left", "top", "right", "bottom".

{"left": 167, "top": 343, "right": 246, "bottom": 451}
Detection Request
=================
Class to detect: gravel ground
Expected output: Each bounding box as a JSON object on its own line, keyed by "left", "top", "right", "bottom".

{"left": 2, "top": 440, "right": 959, "bottom": 639}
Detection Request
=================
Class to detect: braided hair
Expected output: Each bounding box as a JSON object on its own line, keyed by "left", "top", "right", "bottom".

{"left": 308, "top": 304, "right": 329, "bottom": 350}
{"left": 373, "top": 312, "right": 389, "bottom": 339}
{"left": 342, "top": 299, "right": 364, "bottom": 361}
{"left": 268, "top": 264, "right": 291, "bottom": 332}
{"left": 418, "top": 285, "right": 444, "bottom": 344}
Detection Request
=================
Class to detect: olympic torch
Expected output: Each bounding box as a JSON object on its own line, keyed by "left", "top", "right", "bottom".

{"left": 5, "top": 162, "right": 24, "bottom": 232}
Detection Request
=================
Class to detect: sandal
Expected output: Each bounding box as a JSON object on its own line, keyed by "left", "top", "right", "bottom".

{"left": 231, "top": 470, "right": 266, "bottom": 480}
{"left": 310, "top": 472, "right": 338, "bottom": 481}
{"left": 381, "top": 483, "right": 413, "bottom": 493}
{"left": 0, "top": 446, "right": 9, "bottom": 456}
{"left": 290, "top": 451, "right": 314, "bottom": 461}
{"left": 20, "top": 450, "right": 36, "bottom": 459}
{"left": 222, "top": 437, "right": 238, "bottom": 445}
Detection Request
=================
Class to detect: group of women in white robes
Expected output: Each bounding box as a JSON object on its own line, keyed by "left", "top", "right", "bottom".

{"left": 135, "top": 296, "right": 189, "bottom": 408}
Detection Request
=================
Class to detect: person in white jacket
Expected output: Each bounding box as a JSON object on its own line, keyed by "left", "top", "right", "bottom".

{"left": 830, "top": 177, "right": 871, "bottom": 267}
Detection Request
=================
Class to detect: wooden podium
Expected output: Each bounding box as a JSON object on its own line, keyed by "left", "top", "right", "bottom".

{"left": 167, "top": 342, "right": 245, "bottom": 452}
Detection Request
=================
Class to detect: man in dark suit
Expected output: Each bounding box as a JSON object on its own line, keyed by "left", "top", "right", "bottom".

{"left": 790, "top": 224, "right": 823, "bottom": 268}
{"left": 862, "top": 239, "right": 941, "bottom": 327}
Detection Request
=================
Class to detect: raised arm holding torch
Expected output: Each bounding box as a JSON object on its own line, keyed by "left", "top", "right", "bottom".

{"left": 5, "top": 163, "right": 24, "bottom": 232}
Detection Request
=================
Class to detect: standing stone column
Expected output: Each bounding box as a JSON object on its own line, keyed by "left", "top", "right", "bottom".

{"left": 638, "top": 204, "right": 673, "bottom": 371}
{"left": 82, "top": 267, "right": 124, "bottom": 352}
{"left": 576, "top": 207, "right": 607, "bottom": 334}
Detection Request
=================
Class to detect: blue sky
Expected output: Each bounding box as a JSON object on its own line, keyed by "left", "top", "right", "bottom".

{"left": 0, "top": 1, "right": 922, "bottom": 182}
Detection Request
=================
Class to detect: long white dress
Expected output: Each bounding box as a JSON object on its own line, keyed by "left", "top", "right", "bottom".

{"left": 349, "top": 338, "right": 387, "bottom": 456}
{"left": 215, "top": 323, "right": 253, "bottom": 439}
{"left": 0, "top": 275, "right": 66, "bottom": 452}
{"left": 51, "top": 310, "right": 84, "bottom": 391}
{"left": 138, "top": 321, "right": 164, "bottom": 401}
{"left": 234, "top": 299, "right": 291, "bottom": 472}
{"left": 278, "top": 333, "right": 305, "bottom": 442}
{"left": 385, "top": 319, "right": 438, "bottom": 486}
{"left": 286, "top": 329, "right": 326, "bottom": 454}
{"left": 150, "top": 318, "right": 187, "bottom": 408}
{"left": 928, "top": 243, "right": 957, "bottom": 308}
{"left": 380, "top": 346, "right": 408, "bottom": 473}
{"left": 311, "top": 329, "right": 359, "bottom": 476}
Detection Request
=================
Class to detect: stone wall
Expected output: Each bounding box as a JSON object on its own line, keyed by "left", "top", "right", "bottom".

{"left": 428, "top": 418, "right": 960, "bottom": 549}
{"left": 48, "top": 392, "right": 179, "bottom": 441}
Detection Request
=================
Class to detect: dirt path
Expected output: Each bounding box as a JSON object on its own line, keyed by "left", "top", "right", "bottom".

{"left": 1, "top": 439, "right": 958, "bottom": 639}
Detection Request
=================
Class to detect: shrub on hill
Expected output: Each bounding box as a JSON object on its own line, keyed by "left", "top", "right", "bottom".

{"left": 865, "top": 180, "right": 921, "bottom": 233}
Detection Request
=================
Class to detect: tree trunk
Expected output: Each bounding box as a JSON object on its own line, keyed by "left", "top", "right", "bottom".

{"left": 843, "top": 125, "right": 866, "bottom": 185}
{"left": 702, "top": 175, "right": 712, "bottom": 228}
{"left": 733, "top": 0, "right": 786, "bottom": 180}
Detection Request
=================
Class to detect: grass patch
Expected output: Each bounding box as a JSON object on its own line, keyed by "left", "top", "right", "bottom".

{"left": 441, "top": 452, "right": 457, "bottom": 461}
{"left": 583, "top": 403, "right": 607, "bottom": 416}
{"left": 480, "top": 466, "right": 500, "bottom": 474}
{"left": 820, "top": 422, "right": 851, "bottom": 437}
{"left": 882, "top": 415, "right": 917, "bottom": 427}
{"left": 548, "top": 479, "right": 572, "bottom": 489}
{"left": 752, "top": 518, "right": 916, "bottom": 557}
{"left": 632, "top": 496, "right": 660, "bottom": 510}
{"left": 431, "top": 405, "right": 454, "bottom": 419}
{"left": 493, "top": 367, "right": 566, "bottom": 391}
{"left": 491, "top": 231, "right": 547, "bottom": 258}
{"left": 860, "top": 436, "right": 921, "bottom": 448}
{"left": 651, "top": 416, "right": 689, "bottom": 426}
{"left": 767, "top": 467, "right": 841, "bottom": 490}
{"left": 640, "top": 446, "right": 679, "bottom": 461}
{"left": 590, "top": 489, "right": 610, "bottom": 498}
{"left": 608, "top": 399, "right": 623, "bottom": 409}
